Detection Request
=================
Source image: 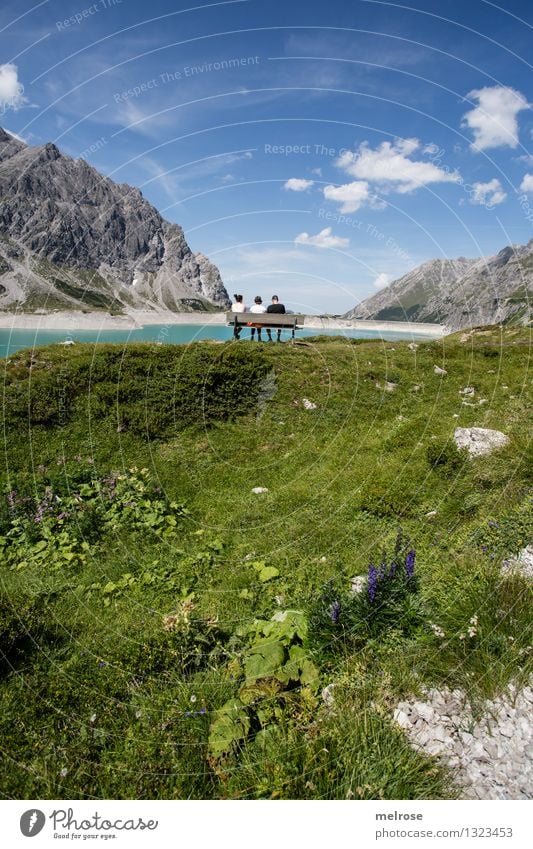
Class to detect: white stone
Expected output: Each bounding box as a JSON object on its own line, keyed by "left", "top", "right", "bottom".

{"left": 434, "top": 365, "right": 447, "bottom": 375}
{"left": 251, "top": 486, "right": 269, "bottom": 494}
{"left": 459, "top": 386, "right": 475, "bottom": 396}
{"left": 453, "top": 427, "right": 509, "bottom": 457}
{"left": 501, "top": 546, "right": 533, "bottom": 579}
{"left": 302, "top": 398, "right": 317, "bottom": 410}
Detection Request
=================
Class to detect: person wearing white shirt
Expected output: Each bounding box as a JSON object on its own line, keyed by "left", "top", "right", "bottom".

{"left": 231, "top": 294, "right": 247, "bottom": 338}
{"left": 248, "top": 296, "right": 267, "bottom": 341}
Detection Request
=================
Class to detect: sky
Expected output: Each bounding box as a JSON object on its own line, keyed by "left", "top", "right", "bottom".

{"left": 0, "top": 0, "right": 532, "bottom": 313}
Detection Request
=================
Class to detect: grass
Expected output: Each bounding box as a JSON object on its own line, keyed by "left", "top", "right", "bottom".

{"left": 0, "top": 326, "right": 531, "bottom": 799}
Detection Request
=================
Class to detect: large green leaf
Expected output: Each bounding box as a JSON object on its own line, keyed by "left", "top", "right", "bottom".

{"left": 244, "top": 639, "right": 285, "bottom": 682}
{"left": 208, "top": 698, "right": 250, "bottom": 758}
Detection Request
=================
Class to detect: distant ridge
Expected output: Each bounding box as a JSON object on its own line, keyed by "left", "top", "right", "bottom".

{"left": 0, "top": 128, "right": 231, "bottom": 314}
{"left": 345, "top": 241, "right": 533, "bottom": 331}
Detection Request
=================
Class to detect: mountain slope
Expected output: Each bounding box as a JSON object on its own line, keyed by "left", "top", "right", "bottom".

{"left": 345, "top": 241, "right": 533, "bottom": 330}
{"left": 0, "top": 128, "right": 230, "bottom": 313}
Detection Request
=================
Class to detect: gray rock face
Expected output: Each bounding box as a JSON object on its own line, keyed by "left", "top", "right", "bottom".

{"left": 0, "top": 128, "right": 231, "bottom": 313}
{"left": 453, "top": 427, "right": 509, "bottom": 457}
{"left": 345, "top": 242, "right": 532, "bottom": 331}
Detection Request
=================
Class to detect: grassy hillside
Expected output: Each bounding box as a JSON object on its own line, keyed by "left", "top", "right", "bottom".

{"left": 0, "top": 327, "right": 531, "bottom": 799}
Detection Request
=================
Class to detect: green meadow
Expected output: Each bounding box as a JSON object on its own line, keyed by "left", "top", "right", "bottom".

{"left": 0, "top": 327, "right": 531, "bottom": 799}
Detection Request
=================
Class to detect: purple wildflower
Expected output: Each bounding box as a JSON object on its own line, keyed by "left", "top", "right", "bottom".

{"left": 199, "top": 707, "right": 206, "bottom": 715}
{"left": 405, "top": 549, "right": 416, "bottom": 580}
{"left": 330, "top": 600, "right": 341, "bottom": 624}
{"left": 368, "top": 563, "right": 378, "bottom": 602}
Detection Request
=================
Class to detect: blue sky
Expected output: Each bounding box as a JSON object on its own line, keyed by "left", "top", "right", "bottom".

{"left": 1, "top": 0, "right": 532, "bottom": 313}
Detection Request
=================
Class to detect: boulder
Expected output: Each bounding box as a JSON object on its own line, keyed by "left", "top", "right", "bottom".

{"left": 453, "top": 427, "right": 509, "bottom": 457}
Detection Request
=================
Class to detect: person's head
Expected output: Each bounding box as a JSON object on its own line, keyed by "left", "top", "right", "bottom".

{"left": 271, "top": 295, "right": 279, "bottom": 303}
{"left": 233, "top": 294, "right": 243, "bottom": 303}
{"left": 254, "top": 296, "right": 262, "bottom": 304}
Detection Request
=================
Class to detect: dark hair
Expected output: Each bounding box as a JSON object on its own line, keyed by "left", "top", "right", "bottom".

{"left": 233, "top": 294, "right": 243, "bottom": 303}
{"left": 254, "top": 296, "right": 262, "bottom": 304}
{"left": 271, "top": 295, "right": 279, "bottom": 301}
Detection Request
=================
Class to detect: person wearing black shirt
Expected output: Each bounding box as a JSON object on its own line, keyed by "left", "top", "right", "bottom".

{"left": 266, "top": 295, "right": 285, "bottom": 342}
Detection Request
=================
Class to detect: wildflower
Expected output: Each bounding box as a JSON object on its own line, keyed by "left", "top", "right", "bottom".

{"left": 199, "top": 707, "right": 206, "bottom": 715}
{"left": 89, "top": 714, "right": 97, "bottom": 724}
{"left": 467, "top": 627, "right": 477, "bottom": 638}
{"left": 405, "top": 549, "right": 416, "bottom": 580}
{"left": 368, "top": 563, "right": 378, "bottom": 602}
{"left": 459, "top": 633, "right": 466, "bottom": 641}
{"left": 350, "top": 575, "right": 366, "bottom": 594}
{"left": 184, "top": 711, "right": 192, "bottom": 718}
{"left": 329, "top": 600, "right": 341, "bottom": 624}
{"left": 469, "top": 615, "right": 478, "bottom": 626}
{"left": 99, "top": 661, "right": 107, "bottom": 668}
{"left": 59, "top": 768, "right": 68, "bottom": 778}
{"left": 430, "top": 623, "right": 445, "bottom": 638}
{"left": 190, "top": 695, "right": 197, "bottom": 704}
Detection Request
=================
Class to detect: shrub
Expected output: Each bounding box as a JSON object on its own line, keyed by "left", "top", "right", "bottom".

{"left": 426, "top": 439, "right": 465, "bottom": 473}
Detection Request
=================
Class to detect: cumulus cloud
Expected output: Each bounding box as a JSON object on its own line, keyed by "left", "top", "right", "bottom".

{"left": 284, "top": 177, "right": 314, "bottom": 192}
{"left": 294, "top": 227, "right": 350, "bottom": 248}
{"left": 520, "top": 174, "right": 533, "bottom": 193}
{"left": 470, "top": 179, "right": 507, "bottom": 207}
{"left": 323, "top": 180, "right": 369, "bottom": 212}
{"left": 462, "top": 86, "right": 529, "bottom": 151}
{"left": 0, "top": 63, "right": 26, "bottom": 113}
{"left": 373, "top": 273, "right": 391, "bottom": 289}
{"left": 335, "top": 138, "right": 460, "bottom": 194}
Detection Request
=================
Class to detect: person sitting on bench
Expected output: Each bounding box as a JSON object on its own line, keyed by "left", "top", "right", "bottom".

{"left": 249, "top": 295, "right": 267, "bottom": 341}
{"left": 266, "top": 295, "right": 285, "bottom": 342}
{"left": 231, "top": 294, "right": 247, "bottom": 338}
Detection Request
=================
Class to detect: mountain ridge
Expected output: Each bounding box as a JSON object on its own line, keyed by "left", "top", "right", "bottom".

{"left": 345, "top": 241, "right": 533, "bottom": 330}
{"left": 0, "top": 128, "right": 231, "bottom": 314}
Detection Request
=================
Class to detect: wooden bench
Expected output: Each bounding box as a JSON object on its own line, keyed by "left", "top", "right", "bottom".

{"left": 226, "top": 311, "right": 305, "bottom": 340}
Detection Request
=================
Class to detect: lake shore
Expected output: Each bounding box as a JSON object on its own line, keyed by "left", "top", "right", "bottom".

{"left": 0, "top": 310, "right": 447, "bottom": 336}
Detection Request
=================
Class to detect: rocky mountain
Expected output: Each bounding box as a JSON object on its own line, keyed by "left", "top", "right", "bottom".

{"left": 345, "top": 241, "right": 533, "bottom": 330}
{"left": 0, "top": 128, "right": 231, "bottom": 313}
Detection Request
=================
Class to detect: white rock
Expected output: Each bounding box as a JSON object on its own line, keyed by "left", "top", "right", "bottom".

{"left": 425, "top": 510, "right": 437, "bottom": 519}
{"left": 459, "top": 386, "right": 475, "bottom": 396}
{"left": 501, "top": 546, "right": 533, "bottom": 579}
{"left": 251, "top": 486, "right": 269, "bottom": 494}
{"left": 434, "top": 365, "right": 447, "bottom": 375}
{"left": 393, "top": 709, "right": 411, "bottom": 729}
{"left": 453, "top": 427, "right": 509, "bottom": 457}
{"left": 302, "top": 398, "right": 317, "bottom": 410}
{"left": 322, "top": 684, "right": 335, "bottom": 708}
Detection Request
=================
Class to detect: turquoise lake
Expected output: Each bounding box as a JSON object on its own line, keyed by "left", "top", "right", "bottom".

{"left": 0, "top": 324, "right": 437, "bottom": 357}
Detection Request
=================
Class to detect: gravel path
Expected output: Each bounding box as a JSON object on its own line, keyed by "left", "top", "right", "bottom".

{"left": 393, "top": 678, "right": 533, "bottom": 799}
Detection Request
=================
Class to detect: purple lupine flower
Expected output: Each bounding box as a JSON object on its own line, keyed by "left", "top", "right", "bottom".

{"left": 330, "top": 600, "right": 341, "bottom": 624}
{"left": 405, "top": 549, "right": 416, "bottom": 580}
{"left": 368, "top": 563, "right": 378, "bottom": 602}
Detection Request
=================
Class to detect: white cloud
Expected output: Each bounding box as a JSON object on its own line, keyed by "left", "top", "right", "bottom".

{"left": 335, "top": 138, "right": 460, "bottom": 193}
{"left": 323, "top": 180, "right": 369, "bottom": 212}
{"left": 470, "top": 179, "right": 507, "bottom": 207}
{"left": 284, "top": 177, "right": 314, "bottom": 192}
{"left": 295, "top": 227, "right": 350, "bottom": 248}
{"left": 0, "top": 63, "right": 26, "bottom": 113}
{"left": 462, "top": 86, "right": 529, "bottom": 151}
{"left": 373, "top": 272, "right": 391, "bottom": 289}
{"left": 520, "top": 174, "right": 533, "bottom": 193}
